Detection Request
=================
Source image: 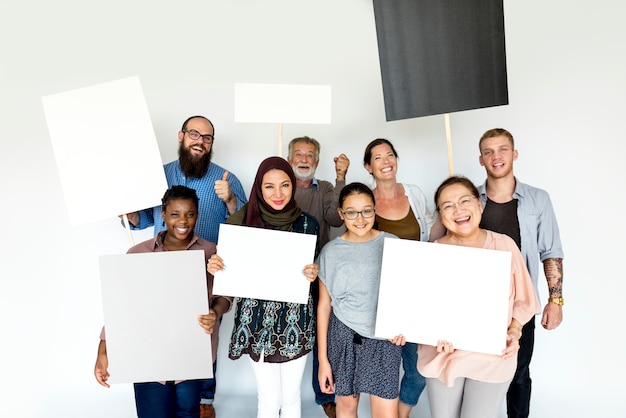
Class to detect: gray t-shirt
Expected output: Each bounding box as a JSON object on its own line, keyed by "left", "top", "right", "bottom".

{"left": 316, "top": 231, "right": 395, "bottom": 338}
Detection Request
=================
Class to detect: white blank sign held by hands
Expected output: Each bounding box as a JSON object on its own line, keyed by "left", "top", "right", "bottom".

{"left": 41, "top": 76, "right": 167, "bottom": 227}
{"left": 375, "top": 238, "right": 511, "bottom": 355}
{"left": 211, "top": 224, "right": 317, "bottom": 304}
{"left": 99, "top": 250, "right": 212, "bottom": 384}
{"left": 234, "top": 82, "right": 332, "bottom": 124}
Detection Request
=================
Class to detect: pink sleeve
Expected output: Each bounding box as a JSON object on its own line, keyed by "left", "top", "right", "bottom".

{"left": 509, "top": 245, "right": 541, "bottom": 324}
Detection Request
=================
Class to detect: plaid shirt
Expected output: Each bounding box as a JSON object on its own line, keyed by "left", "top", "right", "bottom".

{"left": 132, "top": 160, "right": 247, "bottom": 243}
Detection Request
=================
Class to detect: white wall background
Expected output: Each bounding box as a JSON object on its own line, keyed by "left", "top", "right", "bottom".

{"left": 1, "top": 0, "right": 624, "bottom": 416}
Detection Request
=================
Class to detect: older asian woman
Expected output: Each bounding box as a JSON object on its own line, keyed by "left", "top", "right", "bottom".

{"left": 417, "top": 176, "right": 540, "bottom": 418}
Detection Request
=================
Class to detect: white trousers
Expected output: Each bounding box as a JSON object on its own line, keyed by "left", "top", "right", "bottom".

{"left": 426, "top": 376, "right": 511, "bottom": 418}
{"left": 249, "top": 353, "right": 309, "bottom": 418}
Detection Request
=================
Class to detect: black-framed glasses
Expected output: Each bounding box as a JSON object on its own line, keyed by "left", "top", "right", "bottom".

{"left": 340, "top": 208, "right": 376, "bottom": 220}
{"left": 183, "top": 129, "right": 214, "bottom": 144}
{"left": 438, "top": 196, "right": 477, "bottom": 214}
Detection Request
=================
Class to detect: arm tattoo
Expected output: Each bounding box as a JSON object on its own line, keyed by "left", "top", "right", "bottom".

{"left": 543, "top": 257, "right": 563, "bottom": 298}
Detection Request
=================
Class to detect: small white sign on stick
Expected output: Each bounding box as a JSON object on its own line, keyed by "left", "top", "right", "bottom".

{"left": 99, "top": 250, "right": 212, "bottom": 384}
{"left": 42, "top": 76, "right": 167, "bottom": 227}
{"left": 212, "top": 224, "right": 317, "bottom": 304}
{"left": 234, "top": 82, "right": 331, "bottom": 124}
{"left": 375, "top": 238, "right": 511, "bottom": 355}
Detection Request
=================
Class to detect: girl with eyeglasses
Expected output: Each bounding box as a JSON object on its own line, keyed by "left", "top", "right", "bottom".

{"left": 363, "top": 138, "right": 446, "bottom": 418}
{"left": 316, "top": 182, "right": 405, "bottom": 418}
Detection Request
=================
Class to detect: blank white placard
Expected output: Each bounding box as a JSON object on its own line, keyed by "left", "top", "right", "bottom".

{"left": 375, "top": 238, "right": 511, "bottom": 355}
{"left": 42, "top": 76, "right": 167, "bottom": 227}
{"left": 211, "top": 224, "right": 317, "bottom": 304}
{"left": 234, "top": 82, "right": 331, "bottom": 124}
{"left": 99, "top": 250, "right": 212, "bottom": 384}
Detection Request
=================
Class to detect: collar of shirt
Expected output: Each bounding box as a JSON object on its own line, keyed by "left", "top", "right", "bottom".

{"left": 479, "top": 176, "right": 525, "bottom": 200}
{"left": 153, "top": 231, "right": 201, "bottom": 250}
{"left": 298, "top": 177, "right": 320, "bottom": 189}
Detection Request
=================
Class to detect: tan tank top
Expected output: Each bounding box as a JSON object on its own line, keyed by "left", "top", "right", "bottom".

{"left": 375, "top": 207, "right": 421, "bottom": 240}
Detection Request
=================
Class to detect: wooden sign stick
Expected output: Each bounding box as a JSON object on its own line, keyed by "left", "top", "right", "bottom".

{"left": 278, "top": 122, "right": 284, "bottom": 157}
{"left": 444, "top": 113, "right": 455, "bottom": 177}
{"left": 121, "top": 214, "right": 135, "bottom": 246}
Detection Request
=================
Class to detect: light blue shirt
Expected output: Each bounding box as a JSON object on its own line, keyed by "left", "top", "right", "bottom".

{"left": 478, "top": 178, "right": 564, "bottom": 302}
{"left": 317, "top": 232, "right": 396, "bottom": 338}
{"left": 131, "top": 160, "right": 247, "bottom": 243}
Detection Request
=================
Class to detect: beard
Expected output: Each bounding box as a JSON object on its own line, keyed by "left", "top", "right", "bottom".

{"left": 178, "top": 143, "right": 212, "bottom": 179}
{"left": 291, "top": 164, "right": 315, "bottom": 182}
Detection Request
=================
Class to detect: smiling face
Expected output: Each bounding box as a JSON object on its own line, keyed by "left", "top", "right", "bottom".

{"left": 288, "top": 141, "right": 319, "bottom": 182}
{"left": 365, "top": 143, "right": 398, "bottom": 181}
{"left": 177, "top": 117, "right": 214, "bottom": 178}
{"left": 161, "top": 198, "right": 197, "bottom": 245}
{"left": 178, "top": 117, "right": 214, "bottom": 159}
{"left": 339, "top": 192, "right": 377, "bottom": 242}
{"left": 436, "top": 183, "right": 483, "bottom": 238}
{"left": 479, "top": 135, "right": 518, "bottom": 180}
{"left": 261, "top": 169, "right": 293, "bottom": 210}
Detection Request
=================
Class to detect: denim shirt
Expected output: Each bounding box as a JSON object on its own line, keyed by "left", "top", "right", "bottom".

{"left": 478, "top": 178, "right": 564, "bottom": 303}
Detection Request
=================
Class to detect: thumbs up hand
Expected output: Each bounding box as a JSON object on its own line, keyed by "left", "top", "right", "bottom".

{"left": 214, "top": 171, "right": 234, "bottom": 204}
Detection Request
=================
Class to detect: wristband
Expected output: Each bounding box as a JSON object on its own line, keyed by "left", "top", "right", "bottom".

{"left": 548, "top": 297, "right": 565, "bottom": 306}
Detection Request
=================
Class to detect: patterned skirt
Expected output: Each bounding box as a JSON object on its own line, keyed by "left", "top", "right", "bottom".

{"left": 327, "top": 312, "right": 402, "bottom": 399}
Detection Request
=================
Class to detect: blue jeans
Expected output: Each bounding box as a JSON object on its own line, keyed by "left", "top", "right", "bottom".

{"left": 133, "top": 380, "right": 202, "bottom": 418}
{"left": 199, "top": 362, "right": 218, "bottom": 404}
{"left": 399, "top": 342, "right": 426, "bottom": 406}
{"left": 506, "top": 316, "right": 535, "bottom": 418}
{"left": 311, "top": 280, "right": 335, "bottom": 405}
{"left": 312, "top": 339, "right": 336, "bottom": 405}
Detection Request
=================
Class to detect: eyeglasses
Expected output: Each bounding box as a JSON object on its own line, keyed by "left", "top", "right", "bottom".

{"left": 340, "top": 208, "right": 376, "bottom": 220}
{"left": 438, "top": 196, "right": 477, "bottom": 214}
{"left": 183, "top": 129, "right": 214, "bottom": 144}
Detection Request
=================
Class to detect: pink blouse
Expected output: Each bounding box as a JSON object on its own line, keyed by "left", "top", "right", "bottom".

{"left": 417, "top": 230, "right": 540, "bottom": 387}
